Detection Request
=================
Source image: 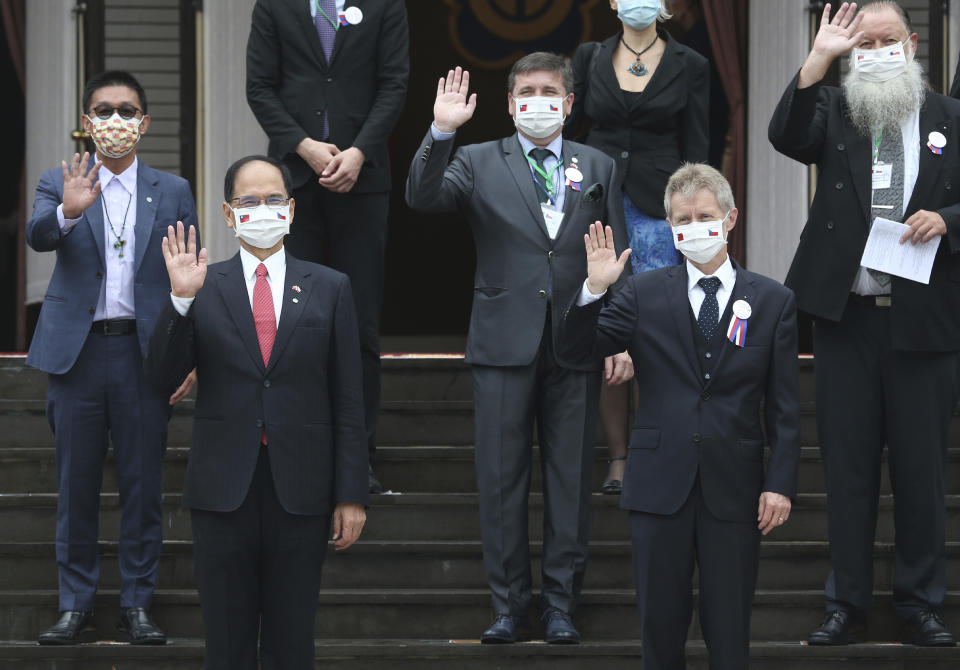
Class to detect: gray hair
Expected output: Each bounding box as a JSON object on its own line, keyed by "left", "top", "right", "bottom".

{"left": 859, "top": 1, "right": 913, "bottom": 34}
{"left": 656, "top": 0, "right": 673, "bottom": 22}
{"left": 507, "top": 52, "right": 573, "bottom": 95}
{"left": 663, "top": 163, "right": 735, "bottom": 219}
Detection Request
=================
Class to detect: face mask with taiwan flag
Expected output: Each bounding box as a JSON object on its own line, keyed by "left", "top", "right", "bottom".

{"left": 670, "top": 214, "right": 729, "bottom": 264}
{"left": 513, "top": 96, "right": 566, "bottom": 138}
{"left": 852, "top": 42, "right": 908, "bottom": 83}
{"left": 232, "top": 204, "right": 290, "bottom": 249}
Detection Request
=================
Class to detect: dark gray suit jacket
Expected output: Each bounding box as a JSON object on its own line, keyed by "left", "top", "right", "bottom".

{"left": 405, "top": 130, "right": 627, "bottom": 371}
{"left": 145, "top": 251, "right": 369, "bottom": 515}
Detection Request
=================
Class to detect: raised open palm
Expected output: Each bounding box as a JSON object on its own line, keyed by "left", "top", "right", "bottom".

{"left": 433, "top": 66, "right": 477, "bottom": 133}
{"left": 61, "top": 152, "right": 103, "bottom": 219}
{"left": 161, "top": 221, "right": 208, "bottom": 299}
{"left": 812, "top": 2, "right": 865, "bottom": 60}
{"left": 584, "top": 222, "right": 631, "bottom": 295}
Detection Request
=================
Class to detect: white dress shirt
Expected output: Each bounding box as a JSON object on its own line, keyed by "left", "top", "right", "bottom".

{"left": 429, "top": 125, "right": 567, "bottom": 210}
{"left": 578, "top": 257, "right": 737, "bottom": 321}
{"left": 57, "top": 158, "right": 139, "bottom": 320}
{"left": 853, "top": 106, "right": 920, "bottom": 295}
{"left": 170, "top": 246, "right": 286, "bottom": 328}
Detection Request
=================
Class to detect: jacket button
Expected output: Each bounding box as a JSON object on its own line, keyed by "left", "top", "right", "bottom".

{"left": 315, "top": 110, "right": 323, "bottom": 116}
{"left": 620, "top": 150, "right": 629, "bottom": 159}
{"left": 692, "top": 433, "right": 702, "bottom": 443}
{"left": 835, "top": 182, "right": 844, "bottom": 190}
{"left": 837, "top": 143, "right": 845, "bottom": 151}
{"left": 95, "top": 271, "right": 102, "bottom": 279}
{"left": 538, "top": 290, "right": 547, "bottom": 299}
{"left": 256, "top": 419, "right": 263, "bottom": 428}
{"left": 548, "top": 251, "right": 555, "bottom": 259}
{"left": 947, "top": 182, "right": 952, "bottom": 190}
{"left": 826, "top": 221, "right": 835, "bottom": 230}
{"left": 701, "top": 392, "right": 710, "bottom": 401}
{"left": 704, "top": 372, "right": 711, "bottom": 380}
{"left": 88, "top": 307, "right": 95, "bottom": 315}
{"left": 263, "top": 379, "right": 271, "bottom": 388}
{"left": 704, "top": 352, "right": 712, "bottom": 359}
{"left": 326, "top": 77, "right": 333, "bottom": 83}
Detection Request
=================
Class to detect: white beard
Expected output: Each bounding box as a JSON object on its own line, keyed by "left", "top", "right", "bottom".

{"left": 843, "top": 55, "right": 926, "bottom": 136}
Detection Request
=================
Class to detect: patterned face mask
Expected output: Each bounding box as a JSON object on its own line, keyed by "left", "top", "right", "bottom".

{"left": 85, "top": 112, "right": 142, "bottom": 158}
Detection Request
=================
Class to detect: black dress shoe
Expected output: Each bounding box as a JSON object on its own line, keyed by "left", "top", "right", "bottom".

{"left": 600, "top": 479, "right": 622, "bottom": 495}
{"left": 542, "top": 607, "right": 580, "bottom": 644}
{"left": 369, "top": 465, "right": 383, "bottom": 494}
{"left": 807, "top": 610, "right": 865, "bottom": 645}
{"left": 481, "top": 614, "right": 531, "bottom": 643}
{"left": 116, "top": 607, "right": 166, "bottom": 645}
{"left": 902, "top": 609, "right": 957, "bottom": 646}
{"left": 38, "top": 611, "right": 96, "bottom": 645}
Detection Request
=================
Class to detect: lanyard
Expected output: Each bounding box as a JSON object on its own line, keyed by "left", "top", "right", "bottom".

{"left": 524, "top": 152, "right": 562, "bottom": 205}
{"left": 315, "top": 0, "right": 338, "bottom": 31}
{"left": 872, "top": 128, "right": 883, "bottom": 165}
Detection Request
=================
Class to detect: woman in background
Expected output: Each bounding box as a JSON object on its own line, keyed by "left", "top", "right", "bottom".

{"left": 566, "top": 0, "right": 710, "bottom": 493}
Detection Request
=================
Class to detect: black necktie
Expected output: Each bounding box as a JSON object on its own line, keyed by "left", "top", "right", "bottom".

{"left": 697, "top": 276, "right": 722, "bottom": 342}
{"left": 529, "top": 148, "right": 553, "bottom": 204}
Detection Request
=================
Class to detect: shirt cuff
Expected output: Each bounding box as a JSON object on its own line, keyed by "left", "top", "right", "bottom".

{"left": 577, "top": 280, "right": 606, "bottom": 306}
{"left": 57, "top": 204, "right": 81, "bottom": 233}
{"left": 430, "top": 123, "right": 456, "bottom": 142}
{"left": 170, "top": 293, "right": 195, "bottom": 316}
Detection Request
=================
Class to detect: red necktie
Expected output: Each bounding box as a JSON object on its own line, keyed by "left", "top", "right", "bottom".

{"left": 253, "top": 263, "right": 276, "bottom": 443}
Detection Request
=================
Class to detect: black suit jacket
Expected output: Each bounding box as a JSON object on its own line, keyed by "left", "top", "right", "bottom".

{"left": 566, "top": 30, "right": 709, "bottom": 218}
{"left": 769, "top": 72, "right": 960, "bottom": 352}
{"left": 145, "top": 251, "right": 369, "bottom": 515}
{"left": 558, "top": 262, "right": 800, "bottom": 522}
{"left": 246, "top": 0, "right": 410, "bottom": 191}
{"left": 406, "top": 131, "right": 627, "bottom": 371}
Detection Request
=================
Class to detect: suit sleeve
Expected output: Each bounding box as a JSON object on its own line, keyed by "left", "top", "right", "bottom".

{"left": 351, "top": 1, "right": 410, "bottom": 163}
{"left": 177, "top": 178, "right": 200, "bottom": 247}
{"left": 604, "top": 159, "right": 631, "bottom": 287}
{"left": 768, "top": 70, "right": 830, "bottom": 166}
{"left": 246, "top": 0, "right": 309, "bottom": 159}
{"left": 761, "top": 290, "right": 801, "bottom": 499}
{"left": 329, "top": 275, "right": 370, "bottom": 506}
{"left": 404, "top": 129, "right": 473, "bottom": 213}
{"left": 26, "top": 171, "right": 66, "bottom": 252}
{"left": 558, "top": 277, "right": 638, "bottom": 364}
{"left": 564, "top": 42, "right": 594, "bottom": 142}
{"left": 144, "top": 298, "right": 198, "bottom": 397}
{"left": 680, "top": 55, "right": 710, "bottom": 163}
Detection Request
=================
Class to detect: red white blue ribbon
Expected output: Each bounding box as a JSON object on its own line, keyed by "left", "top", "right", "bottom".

{"left": 727, "top": 315, "right": 748, "bottom": 347}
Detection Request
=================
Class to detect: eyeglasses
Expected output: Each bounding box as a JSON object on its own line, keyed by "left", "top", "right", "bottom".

{"left": 229, "top": 195, "right": 290, "bottom": 209}
{"left": 89, "top": 104, "right": 143, "bottom": 120}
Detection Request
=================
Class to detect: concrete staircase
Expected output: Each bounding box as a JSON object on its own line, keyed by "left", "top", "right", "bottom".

{"left": 0, "top": 354, "right": 957, "bottom": 668}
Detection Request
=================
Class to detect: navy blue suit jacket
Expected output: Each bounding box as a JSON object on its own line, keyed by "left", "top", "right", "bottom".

{"left": 26, "top": 161, "right": 198, "bottom": 374}
{"left": 144, "top": 251, "right": 370, "bottom": 515}
{"left": 558, "top": 262, "right": 800, "bottom": 522}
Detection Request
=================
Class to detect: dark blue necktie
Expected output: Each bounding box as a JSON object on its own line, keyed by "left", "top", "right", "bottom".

{"left": 697, "top": 276, "right": 721, "bottom": 342}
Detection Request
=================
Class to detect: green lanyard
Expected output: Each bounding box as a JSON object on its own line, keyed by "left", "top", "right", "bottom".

{"left": 524, "top": 153, "right": 563, "bottom": 203}
{"left": 872, "top": 128, "right": 883, "bottom": 165}
{"left": 315, "top": 0, "right": 338, "bottom": 31}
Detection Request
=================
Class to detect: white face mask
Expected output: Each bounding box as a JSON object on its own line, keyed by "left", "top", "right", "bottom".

{"left": 513, "top": 96, "right": 566, "bottom": 138}
{"left": 852, "top": 42, "right": 908, "bottom": 82}
{"left": 231, "top": 204, "right": 291, "bottom": 249}
{"left": 670, "top": 213, "right": 729, "bottom": 264}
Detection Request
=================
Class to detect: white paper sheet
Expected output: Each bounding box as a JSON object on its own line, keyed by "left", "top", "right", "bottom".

{"left": 859, "top": 217, "right": 940, "bottom": 285}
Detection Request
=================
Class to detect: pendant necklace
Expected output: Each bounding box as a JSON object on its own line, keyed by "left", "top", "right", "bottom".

{"left": 621, "top": 33, "right": 659, "bottom": 77}
{"left": 103, "top": 190, "right": 133, "bottom": 258}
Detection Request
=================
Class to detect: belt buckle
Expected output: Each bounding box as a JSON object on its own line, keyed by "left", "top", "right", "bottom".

{"left": 875, "top": 296, "right": 891, "bottom": 307}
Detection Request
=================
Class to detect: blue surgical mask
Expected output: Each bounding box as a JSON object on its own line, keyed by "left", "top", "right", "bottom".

{"left": 617, "top": 0, "right": 662, "bottom": 30}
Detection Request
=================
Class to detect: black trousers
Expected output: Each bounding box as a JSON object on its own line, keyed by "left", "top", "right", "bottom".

{"left": 471, "top": 314, "right": 601, "bottom": 617}
{"left": 285, "top": 180, "right": 388, "bottom": 456}
{"left": 630, "top": 477, "right": 759, "bottom": 670}
{"left": 813, "top": 300, "right": 956, "bottom": 618}
{"left": 190, "top": 447, "right": 331, "bottom": 670}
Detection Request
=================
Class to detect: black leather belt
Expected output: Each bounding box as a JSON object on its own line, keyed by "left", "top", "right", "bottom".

{"left": 90, "top": 319, "right": 137, "bottom": 336}
{"left": 849, "top": 293, "right": 891, "bottom": 307}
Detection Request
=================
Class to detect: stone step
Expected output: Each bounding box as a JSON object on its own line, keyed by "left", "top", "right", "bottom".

{"left": 0, "top": 639, "right": 957, "bottom": 670}
{"left": 2, "top": 445, "right": 958, "bottom": 495}
{"left": 1, "top": 492, "right": 958, "bottom": 544}
{"left": 0, "top": 589, "right": 957, "bottom": 643}
{"left": 1, "top": 541, "right": 957, "bottom": 592}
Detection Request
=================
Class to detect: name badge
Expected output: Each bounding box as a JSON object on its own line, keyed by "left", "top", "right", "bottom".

{"left": 872, "top": 162, "right": 892, "bottom": 190}
{"left": 540, "top": 204, "right": 564, "bottom": 240}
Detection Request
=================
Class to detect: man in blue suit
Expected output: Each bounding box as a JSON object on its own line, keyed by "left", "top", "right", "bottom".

{"left": 26, "top": 70, "right": 198, "bottom": 645}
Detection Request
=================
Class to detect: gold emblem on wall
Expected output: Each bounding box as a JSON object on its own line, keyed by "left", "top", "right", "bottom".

{"left": 445, "top": 0, "right": 601, "bottom": 69}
